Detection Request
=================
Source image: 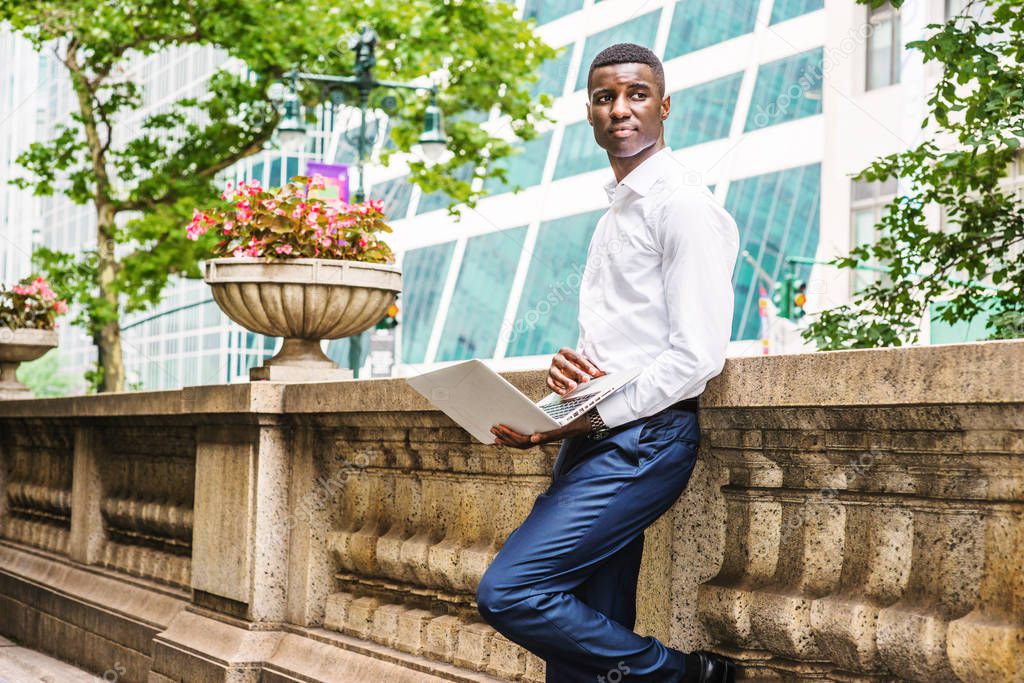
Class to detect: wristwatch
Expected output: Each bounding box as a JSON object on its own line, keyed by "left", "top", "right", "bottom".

{"left": 586, "top": 407, "right": 611, "bottom": 440}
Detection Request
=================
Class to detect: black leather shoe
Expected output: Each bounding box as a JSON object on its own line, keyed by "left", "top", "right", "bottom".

{"left": 690, "top": 650, "right": 736, "bottom": 683}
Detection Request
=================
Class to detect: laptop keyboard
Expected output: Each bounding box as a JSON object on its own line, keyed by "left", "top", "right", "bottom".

{"left": 539, "top": 394, "right": 592, "bottom": 420}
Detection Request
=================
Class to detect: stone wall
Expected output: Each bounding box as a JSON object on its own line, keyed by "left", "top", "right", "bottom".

{"left": 0, "top": 340, "right": 1020, "bottom": 682}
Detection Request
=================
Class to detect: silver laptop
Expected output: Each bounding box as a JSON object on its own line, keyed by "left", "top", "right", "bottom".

{"left": 406, "top": 359, "right": 641, "bottom": 445}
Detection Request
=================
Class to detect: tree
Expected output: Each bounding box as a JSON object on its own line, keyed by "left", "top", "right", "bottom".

{"left": 1, "top": 0, "right": 555, "bottom": 391}
{"left": 804, "top": 0, "right": 1024, "bottom": 349}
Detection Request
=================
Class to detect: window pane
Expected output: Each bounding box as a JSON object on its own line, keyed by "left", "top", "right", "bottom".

{"left": 202, "top": 301, "right": 221, "bottom": 327}
{"left": 665, "top": 0, "right": 759, "bottom": 60}
{"left": 575, "top": 10, "right": 662, "bottom": 92}
{"left": 485, "top": 132, "right": 552, "bottom": 195}
{"left": 369, "top": 176, "right": 414, "bottom": 221}
{"left": 506, "top": 210, "right": 605, "bottom": 357}
{"left": 852, "top": 208, "right": 878, "bottom": 292}
{"left": 770, "top": 0, "right": 824, "bottom": 25}
{"left": 436, "top": 227, "right": 527, "bottom": 361}
{"left": 523, "top": 0, "right": 583, "bottom": 25}
{"left": 744, "top": 48, "right": 823, "bottom": 131}
{"left": 553, "top": 120, "right": 604, "bottom": 180}
{"left": 665, "top": 72, "right": 743, "bottom": 149}
{"left": 269, "top": 157, "right": 282, "bottom": 186}
{"left": 400, "top": 241, "right": 456, "bottom": 363}
{"left": 250, "top": 161, "right": 265, "bottom": 186}
{"left": 201, "top": 353, "right": 220, "bottom": 385}
{"left": 867, "top": 18, "right": 895, "bottom": 89}
{"left": 531, "top": 47, "right": 572, "bottom": 99}
{"left": 725, "top": 164, "right": 821, "bottom": 339}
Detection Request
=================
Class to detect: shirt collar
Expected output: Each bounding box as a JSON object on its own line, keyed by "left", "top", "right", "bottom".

{"left": 603, "top": 147, "right": 675, "bottom": 203}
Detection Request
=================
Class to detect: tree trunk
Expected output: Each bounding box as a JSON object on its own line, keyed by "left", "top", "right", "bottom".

{"left": 95, "top": 202, "right": 124, "bottom": 393}
{"left": 64, "top": 47, "right": 125, "bottom": 393}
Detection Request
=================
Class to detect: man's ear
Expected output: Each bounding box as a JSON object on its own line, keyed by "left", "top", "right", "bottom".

{"left": 586, "top": 101, "right": 592, "bottom": 126}
{"left": 661, "top": 95, "right": 671, "bottom": 121}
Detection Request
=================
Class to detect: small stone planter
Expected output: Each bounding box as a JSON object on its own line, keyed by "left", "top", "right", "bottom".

{"left": 0, "top": 328, "right": 58, "bottom": 399}
{"left": 203, "top": 257, "right": 402, "bottom": 381}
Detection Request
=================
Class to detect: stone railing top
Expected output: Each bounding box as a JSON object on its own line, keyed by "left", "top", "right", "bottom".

{"left": 0, "top": 381, "right": 285, "bottom": 419}
{"left": 0, "top": 340, "right": 1019, "bottom": 419}
{"left": 701, "top": 338, "right": 1022, "bottom": 408}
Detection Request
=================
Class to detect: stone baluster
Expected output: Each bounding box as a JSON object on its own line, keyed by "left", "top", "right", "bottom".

{"left": 375, "top": 471, "right": 422, "bottom": 584}
{"left": 810, "top": 504, "right": 914, "bottom": 674}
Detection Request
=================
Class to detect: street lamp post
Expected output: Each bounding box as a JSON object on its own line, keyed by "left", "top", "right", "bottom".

{"left": 276, "top": 25, "right": 447, "bottom": 203}
{"left": 274, "top": 25, "right": 448, "bottom": 379}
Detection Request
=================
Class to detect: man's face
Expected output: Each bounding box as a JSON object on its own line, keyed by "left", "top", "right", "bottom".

{"left": 587, "top": 62, "right": 670, "bottom": 158}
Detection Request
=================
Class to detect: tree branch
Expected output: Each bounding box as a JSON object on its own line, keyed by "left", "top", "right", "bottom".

{"left": 114, "top": 114, "right": 279, "bottom": 214}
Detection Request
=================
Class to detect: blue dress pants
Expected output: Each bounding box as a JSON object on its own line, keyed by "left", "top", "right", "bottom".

{"left": 476, "top": 406, "right": 700, "bottom": 682}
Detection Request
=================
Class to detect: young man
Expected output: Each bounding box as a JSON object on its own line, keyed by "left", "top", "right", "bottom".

{"left": 480, "top": 44, "right": 740, "bottom": 682}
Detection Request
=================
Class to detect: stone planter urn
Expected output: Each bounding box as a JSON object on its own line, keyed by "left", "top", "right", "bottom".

{"left": 0, "top": 328, "right": 58, "bottom": 399}
{"left": 203, "top": 257, "right": 402, "bottom": 381}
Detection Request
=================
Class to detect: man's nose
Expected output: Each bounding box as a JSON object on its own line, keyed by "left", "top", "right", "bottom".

{"left": 610, "top": 95, "right": 632, "bottom": 118}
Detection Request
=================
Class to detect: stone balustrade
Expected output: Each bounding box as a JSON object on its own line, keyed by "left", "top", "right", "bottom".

{"left": 0, "top": 340, "right": 1020, "bottom": 682}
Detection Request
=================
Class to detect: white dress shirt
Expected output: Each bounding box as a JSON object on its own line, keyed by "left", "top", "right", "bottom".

{"left": 576, "top": 147, "right": 740, "bottom": 429}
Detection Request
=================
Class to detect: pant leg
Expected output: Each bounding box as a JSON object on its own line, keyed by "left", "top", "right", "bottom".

{"left": 477, "top": 407, "right": 700, "bottom": 682}
{"left": 544, "top": 533, "right": 646, "bottom": 683}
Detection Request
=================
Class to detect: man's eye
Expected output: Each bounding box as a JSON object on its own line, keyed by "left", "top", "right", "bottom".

{"left": 633, "top": 93, "right": 647, "bottom": 99}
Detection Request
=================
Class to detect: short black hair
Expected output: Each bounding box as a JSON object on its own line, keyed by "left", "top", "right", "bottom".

{"left": 587, "top": 43, "right": 666, "bottom": 98}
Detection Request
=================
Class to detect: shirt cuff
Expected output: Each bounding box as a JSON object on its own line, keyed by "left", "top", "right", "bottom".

{"left": 595, "top": 389, "right": 633, "bottom": 429}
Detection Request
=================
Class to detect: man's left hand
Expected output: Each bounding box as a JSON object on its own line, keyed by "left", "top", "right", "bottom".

{"left": 490, "top": 414, "right": 591, "bottom": 449}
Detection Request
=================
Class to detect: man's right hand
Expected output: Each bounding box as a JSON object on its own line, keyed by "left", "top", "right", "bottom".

{"left": 547, "top": 347, "right": 605, "bottom": 396}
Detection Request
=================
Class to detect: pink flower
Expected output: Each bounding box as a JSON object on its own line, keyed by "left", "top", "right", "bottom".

{"left": 53, "top": 300, "right": 68, "bottom": 314}
{"left": 275, "top": 244, "right": 293, "bottom": 255}
{"left": 369, "top": 199, "right": 384, "bottom": 213}
{"left": 358, "top": 238, "right": 367, "bottom": 247}
{"left": 321, "top": 238, "right": 332, "bottom": 248}
{"left": 232, "top": 247, "right": 246, "bottom": 257}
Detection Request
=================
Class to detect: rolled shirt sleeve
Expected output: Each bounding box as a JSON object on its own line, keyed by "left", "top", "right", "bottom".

{"left": 595, "top": 189, "right": 739, "bottom": 428}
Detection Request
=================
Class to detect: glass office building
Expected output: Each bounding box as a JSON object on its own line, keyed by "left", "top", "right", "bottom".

{"left": 2, "top": 0, "right": 970, "bottom": 392}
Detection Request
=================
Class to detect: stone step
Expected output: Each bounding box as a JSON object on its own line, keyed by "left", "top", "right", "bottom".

{"left": 0, "top": 635, "right": 100, "bottom": 682}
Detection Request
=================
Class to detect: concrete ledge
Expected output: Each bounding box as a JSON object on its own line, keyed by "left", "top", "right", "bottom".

{"left": 1, "top": 341, "right": 1018, "bottom": 419}
{"left": 703, "top": 339, "right": 1024, "bottom": 407}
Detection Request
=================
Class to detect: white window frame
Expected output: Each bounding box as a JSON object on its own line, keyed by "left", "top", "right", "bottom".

{"left": 866, "top": 2, "right": 901, "bottom": 90}
{"left": 850, "top": 177, "right": 897, "bottom": 294}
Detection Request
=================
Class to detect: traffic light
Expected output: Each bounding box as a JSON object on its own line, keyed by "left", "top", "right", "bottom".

{"left": 376, "top": 302, "right": 399, "bottom": 330}
{"left": 772, "top": 271, "right": 807, "bottom": 320}
{"left": 792, "top": 280, "right": 807, "bottom": 319}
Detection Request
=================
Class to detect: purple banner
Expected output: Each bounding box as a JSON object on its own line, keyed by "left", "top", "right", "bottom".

{"left": 305, "top": 161, "right": 349, "bottom": 204}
